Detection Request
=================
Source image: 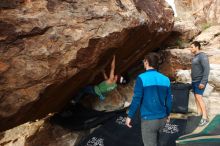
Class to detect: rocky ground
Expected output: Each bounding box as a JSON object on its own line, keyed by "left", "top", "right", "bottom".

{"left": 0, "top": 116, "right": 88, "bottom": 146}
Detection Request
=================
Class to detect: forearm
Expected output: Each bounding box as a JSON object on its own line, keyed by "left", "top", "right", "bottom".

{"left": 111, "top": 55, "right": 116, "bottom": 69}
{"left": 109, "top": 55, "right": 116, "bottom": 79}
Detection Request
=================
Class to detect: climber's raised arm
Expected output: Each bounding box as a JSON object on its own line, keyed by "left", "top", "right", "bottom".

{"left": 109, "top": 55, "right": 116, "bottom": 81}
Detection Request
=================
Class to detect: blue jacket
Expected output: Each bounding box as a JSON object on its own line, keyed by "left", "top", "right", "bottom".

{"left": 128, "top": 69, "right": 172, "bottom": 120}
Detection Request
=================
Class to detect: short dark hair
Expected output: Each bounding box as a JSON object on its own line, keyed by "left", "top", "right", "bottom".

{"left": 144, "top": 53, "right": 159, "bottom": 69}
{"left": 192, "top": 41, "right": 201, "bottom": 50}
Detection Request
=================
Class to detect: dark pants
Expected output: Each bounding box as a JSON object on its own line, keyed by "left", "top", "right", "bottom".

{"left": 74, "top": 86, "right": 97, "bottom": 103}
{"left": 141, "top": 118, "right": 166, "bottom": 146}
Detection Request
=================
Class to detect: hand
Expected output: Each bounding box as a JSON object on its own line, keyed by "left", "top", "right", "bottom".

{"left": 113, "top": 54, "right": 116, "bottom": 59}
{"left": 166, "top": 116, "right": 171, "bottom": 123}
{"left": 199, "top": 84, "right": 205, "bottom": 89}
{"left": 126, "top": 117, "right": 132, "bottom": 128}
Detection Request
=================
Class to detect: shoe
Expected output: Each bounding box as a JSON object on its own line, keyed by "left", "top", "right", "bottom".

{"left": 199, "top": 118, "right": 209, "bottom": 127}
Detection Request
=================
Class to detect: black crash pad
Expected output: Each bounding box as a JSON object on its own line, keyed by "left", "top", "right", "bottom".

{"left": 78, "top": 111, "right": 144, "bottom": 146}
{"left": 159, "top": 118, "right": 187, "bottom": 146}
{"left": 50, "top": 103, "right": 126, "bottom": 131}
{"left": 171, "top": 83, "right": 191, "bottom": 114}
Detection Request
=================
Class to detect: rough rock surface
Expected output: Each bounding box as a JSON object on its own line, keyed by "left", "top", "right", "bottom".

{"left": 161, "top": 24, "right": 220, "bottom": 79}
{"left": 194, "top": 25, "right": 220, "bottom": 50}
{"left": 0, "top": 0, "right": 174, "bottom": 131}
{"left": 163, "top": 19, "right": 201, "bottom": 48}
{"left": 175, "top": 0, "right": 220, "bottom": 25}
{"left": 159, "top": 49, "right": 192, "bottom": 80}
{"left": 173, "top": 20, "right": 201, "bottom": 42}
{"left": 164, "top": 0, "right": 220, "bottom": 48}
{"left": 0, "top": 117, "right": 85, "bottom": 146}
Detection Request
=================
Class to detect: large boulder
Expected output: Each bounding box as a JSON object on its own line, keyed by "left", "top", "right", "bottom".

{"left": 0, "top": 117, "right": 85, "bottom": 146}
{"left": 206, "top": 49, "right": 220, "bottom": 64}
{"left": 209, "top": 70, "right": 220, "bottom": 90}
{"left": 190, "top": 0, "right": 220, "bottom": 25}
{"left": 176, "top": 69, "right": 191, "bottom": 83}
{"left": 175, "top": 0, "right": 220, "bottom": 25}
{"left": 208, "top": 64, "right": 220, "bottom": 90}
{"left": 162, "top": 18, "right": 201, "bottom": 48}
{"left": 0, "top": 0, "right": 174, "bottom": 131}
{"left": 173, "top": 20, "right": 201, "bottom": 42}
{"left": 200, "top": 30, "right": 220, "bottom": 64}
{"left": 164, "top": 0, "right": 220, "bottom": 48}
{"left": 159, "top": 49, "right": 192, "bottom": 79}
{"left": 194, "top": 25, "right": 220, "bottom": 50}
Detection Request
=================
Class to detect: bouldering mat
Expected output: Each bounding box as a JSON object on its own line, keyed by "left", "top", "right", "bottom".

{"left": 159, "top": 118, "right": 187, "bottom": 146}
{"left": 50, "top": 103, "right": 126, "bottom": 131}
{"left": 78, "top": 113, "right": 188, "bottom": 146}
{"left": 171, "top": 83, "right": 191, "bottom": 114}
{"left": 78, "top": 111, "right": 144, "bottom": 146}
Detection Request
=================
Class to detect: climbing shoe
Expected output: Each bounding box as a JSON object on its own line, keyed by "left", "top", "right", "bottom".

{"left": 199, "top": 118, "right": 209, "bottom": 127}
